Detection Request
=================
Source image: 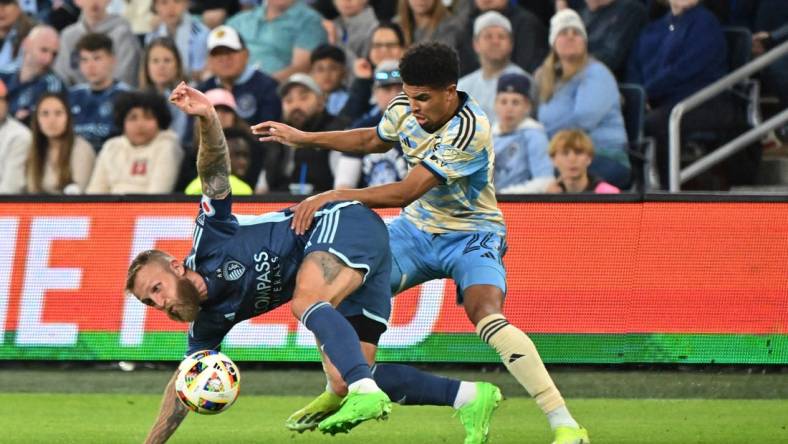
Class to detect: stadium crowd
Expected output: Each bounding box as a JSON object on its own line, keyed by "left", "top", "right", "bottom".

{"left": 0, "top": 0, "right": 785, "bottom": 195}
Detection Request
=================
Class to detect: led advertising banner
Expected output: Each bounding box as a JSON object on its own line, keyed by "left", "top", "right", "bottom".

{"left": 0, "top": 199, "right": 786, "bottom": 363}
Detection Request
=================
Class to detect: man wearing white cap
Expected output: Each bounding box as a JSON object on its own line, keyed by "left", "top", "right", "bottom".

{"left": 458, "top": 11, "right": 531, "bottom": 125}
{"left": 198, "top": 25, "right": 281, "bottom": 129}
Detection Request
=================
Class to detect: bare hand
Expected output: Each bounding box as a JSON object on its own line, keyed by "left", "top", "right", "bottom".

{"left": 322, "top": 19, "right": 337, "bottom": 45}
{"left": 353, "top": 58, "right": 373, "bottom": 79}
{"left": 169, "top": 82, "right": 213, "bottom": 117}
{"left": 250, "top": 121, "right": 308, "bottom": 147}
{"left": 752, "top": 31, "right": 770, "bottom": 56}
{"left": 290, "top": 190, "right": 338, "bottom": 235}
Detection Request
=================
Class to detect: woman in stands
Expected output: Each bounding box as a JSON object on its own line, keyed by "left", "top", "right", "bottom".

{"left": 139, "top": 37, "right": 189, "bottom": 142}
{"left": 536, "top": 9, "right": 630, "bottom": 189}
{"left": 25, "top": 93, "right": 95, "bottom": 194}
{"left": 396, "top": 0, "right": 462, "bottom": 48}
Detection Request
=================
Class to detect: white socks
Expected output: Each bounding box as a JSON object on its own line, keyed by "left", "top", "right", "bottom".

{"left": 348, "top": 377, "right": 380, "bottom": 394}
{"left": 546, "top": 405, "right": 579, "bottom": 429}
{"left": 452, "top": 381, "right": 478, "bottom": 409}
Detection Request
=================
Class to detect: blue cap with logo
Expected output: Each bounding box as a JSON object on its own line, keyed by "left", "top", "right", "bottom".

{"left": 497, "top": 73, "right": 532, "bottom": 101}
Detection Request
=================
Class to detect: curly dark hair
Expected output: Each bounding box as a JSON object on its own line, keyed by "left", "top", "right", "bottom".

{"left": 113, "top": 91, "right": 172, "bottom": 130}
{"left": 399, "top": 42, "right": 459, "bottom": 88}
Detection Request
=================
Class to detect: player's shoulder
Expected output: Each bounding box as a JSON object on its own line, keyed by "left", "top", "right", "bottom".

{"left": 384, "top": 92, "right": 410, "bottom": 114}
{"left": 443, "top": 92, "right": 491, "bottom": 151}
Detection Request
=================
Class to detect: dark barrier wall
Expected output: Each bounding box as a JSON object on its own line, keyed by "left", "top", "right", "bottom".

{"left": 0, "top": 195, "right": 786, "bottom": 364}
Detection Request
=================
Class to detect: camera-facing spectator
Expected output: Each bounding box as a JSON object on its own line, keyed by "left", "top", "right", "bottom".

{"left": 198, "top": 25, "right": 281, "bottom": 128}
{"left": 458, "top": 11, "right": 530, "bottom": 124}
{"left": 545, "top": 129, "right": 620, "bottom": 193}
{"left": 258, "top": 73, "right": 348, "bottom": 194}
{"left": 310, "top": 43, "right": 349, "bottom": 116}
{"left": 581, "top": 0, "right": 647, "bottom": 79}
{"left": 184, "top": 127, "right": 254, "bottom": 195}
{"left": 68, "top": 33, "right": 132, "bottom": 152}
{"left": 0, "top": 25, "right": 65, "bottom": 124}
{"left": 334, "top": 59, "right": 407, "bottom": 189}
{"left": 0, "top": 0, "right": 35, "bottom": 72}
{"left": 145, "top": 0, "right": 209, "bottom": 82}
{"left": 396, "top": 0, "right": 463, "bottom": 48}
{"left": 331, "top": 0, "right": 379, "bottom": 61}
{"left": 26, "top": 92, "right": 95, "bottom": 194}
{"left": 54, "top": 0, "right": 141, "bottom": 86}
{"left": 139, "top": 37, "right": 189, "bottom": 142}
{"left": 537, "top": 9, "right": 629, "bottom": 188}
{"left": 458, "top": 0, "right": 548, "bottom": 76}
{"left": 86, "top": 91, "right": 182, "bottom": 194}
{"left": 227, "top": 0, "right": 327, "bottom": 82}
{"left": 492, "top": 73, "right": 553, "bottom": 193}
{"left": 0, "top": 77, "right": 31, "bottom": 194}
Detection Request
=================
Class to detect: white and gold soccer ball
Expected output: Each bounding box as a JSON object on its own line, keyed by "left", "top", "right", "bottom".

{"left": 174, "top": 350, "right": 241, "bottom": 414}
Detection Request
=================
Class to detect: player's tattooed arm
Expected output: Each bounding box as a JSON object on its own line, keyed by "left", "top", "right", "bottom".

{"left": 196, "top": 112, "right": 231, "bottom": 199}
{"left": 144, "top": 370, "right": 188, "bottom": 444}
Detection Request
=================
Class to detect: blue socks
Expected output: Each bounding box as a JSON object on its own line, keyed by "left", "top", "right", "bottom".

{"left": 301, "top": 302, "right": 372, "bottom": 385}
{"left": 372, "top": 364, "right": 460, "bottom": 406}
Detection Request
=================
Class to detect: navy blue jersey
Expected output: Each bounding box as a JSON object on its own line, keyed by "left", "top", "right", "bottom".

{"left": 0, "top": 69, "right": 64, "bottom": 119}
{"left": 198, "top": 67, "right": 281, "bottom": 125}
{"left": 185, "top": 195, "right": 392, "bottom": 355}
{"left": 69, "top": 81, "right": 131, "bottom": 152}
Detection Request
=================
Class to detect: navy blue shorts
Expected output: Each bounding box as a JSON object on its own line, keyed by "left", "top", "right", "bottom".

{"left": 304, "top": 201, "right": 392, "bottom": 327}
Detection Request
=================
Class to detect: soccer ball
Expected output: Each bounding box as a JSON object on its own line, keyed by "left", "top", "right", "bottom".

{"left": 174, "top": 350, "right": 241, "bottom": 414}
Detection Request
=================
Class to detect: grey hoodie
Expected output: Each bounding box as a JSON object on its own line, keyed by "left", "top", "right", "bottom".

{"left": 54, "top": 14, "right": 141, "bottom": 87}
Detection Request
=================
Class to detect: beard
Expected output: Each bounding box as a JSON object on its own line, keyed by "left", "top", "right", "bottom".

{"left": 168, "top": 278, "right": 201, "bottom": 322}
{"left": 284, "top": 109, "right": 308, "bottom": 129}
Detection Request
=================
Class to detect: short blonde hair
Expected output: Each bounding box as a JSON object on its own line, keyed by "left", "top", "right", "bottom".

{"left": 125, "top": 249, "right": 173, "bottom": 295}
{"left": 548, "top": 129, "right": 595, "bottom": 157}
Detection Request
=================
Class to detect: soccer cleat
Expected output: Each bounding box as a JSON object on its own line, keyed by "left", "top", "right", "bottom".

{"left": 552, "top": 425, "right": 590, "bottom": 444}
{"left": 285, "top": 391, "right": 343, "bottom": 433}
{"left": 317, "top": 390, "right": 392, "bottom": 435}
{"left": 456, "top": 382, "right": 503, "bottom": 444}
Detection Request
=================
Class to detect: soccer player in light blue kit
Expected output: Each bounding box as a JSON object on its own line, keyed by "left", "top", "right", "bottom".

{"left": 254, "top": 42, "right": 590, "bottom": 444}
{"left": 129, "top": 83, "right": 496, "bottom": 444}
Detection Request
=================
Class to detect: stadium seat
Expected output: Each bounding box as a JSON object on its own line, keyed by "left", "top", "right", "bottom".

{"left": 619, "top": 83, "right": 656, "bottom": 191}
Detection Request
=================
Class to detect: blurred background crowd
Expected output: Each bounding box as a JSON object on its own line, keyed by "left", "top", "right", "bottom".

{"left": 0, "top": 0, "right": 785, "bottom": 196}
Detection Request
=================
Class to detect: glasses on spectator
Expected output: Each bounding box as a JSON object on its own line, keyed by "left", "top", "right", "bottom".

{"left": 371, "top": 42, "right": 401, "bottom": 50}
{"left": 375, "top": 70, "right": 400, "bottom": 81}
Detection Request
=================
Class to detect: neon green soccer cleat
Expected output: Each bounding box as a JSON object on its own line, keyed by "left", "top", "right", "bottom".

{"left": 285, "top": 390, "right": 342, "bottom": 433}
{"left": 317, "top": 390, "right": 392, "bottom": 435}
{"left": 552, "top": 425, "right": 590, "bottom": 444}
{"left": 456, "top": 382, "right": 503, "bottom": 444}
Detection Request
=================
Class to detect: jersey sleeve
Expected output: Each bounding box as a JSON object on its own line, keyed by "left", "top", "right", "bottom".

{"left": 376, "top": 94, "right": 409, "bottom": 143}
{"left": 185, "top": 312, "right": 233, "bottom": 356}
{"left": 421, "top": 110, "right": 492, "bottom": 185}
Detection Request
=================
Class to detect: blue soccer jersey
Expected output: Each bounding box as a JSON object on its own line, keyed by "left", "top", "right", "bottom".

{"left": 185, "top": 195, "right": 392, "bottom": 354}
{"left": 69, "top": 81, "right": 131, "bottom": 151}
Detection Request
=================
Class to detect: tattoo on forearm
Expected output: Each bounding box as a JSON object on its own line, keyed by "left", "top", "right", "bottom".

{"left": 196, "top": 112, "right": 231, "bottom": 199}
{"left": 145, "top": 374, "right": 188, "bottom": 444}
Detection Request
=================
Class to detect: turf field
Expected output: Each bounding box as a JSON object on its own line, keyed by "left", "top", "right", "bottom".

{"left": 2, "top": 366, "right": 787, "bottom": 443}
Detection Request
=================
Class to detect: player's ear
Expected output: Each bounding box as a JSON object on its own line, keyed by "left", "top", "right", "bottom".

{"left": 445, "top": 84, "right": 457, "bottom": 99}
{"left": 170, "top": 259, "right": 185, "bottom": 276}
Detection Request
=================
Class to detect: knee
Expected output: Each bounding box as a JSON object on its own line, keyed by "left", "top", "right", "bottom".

{"left": 290, "top": 294, "right": 320, "bottom": 320}
{"left": 462, "top": 287, "right": 504, "bottom": 326}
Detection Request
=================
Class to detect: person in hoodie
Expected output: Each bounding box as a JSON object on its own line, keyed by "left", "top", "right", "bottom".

{"left": 53, "top": 0, "right": 141, "bottom": 87}
{"left": 86, "top": 90, "right": 183, "bottom": 194}
{"left": 491, "top": 73, "right": 553, "bottom": 193}
{"left": 331, "top": 0, "right": 379, "bottom": 62}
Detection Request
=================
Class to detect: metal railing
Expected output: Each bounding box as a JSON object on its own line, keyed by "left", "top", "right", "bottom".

{"left": 668, "top": 39, "right": 788, "bottom": 191}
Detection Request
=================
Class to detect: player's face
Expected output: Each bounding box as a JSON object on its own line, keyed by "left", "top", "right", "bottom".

{"left": 124, "top": 107, "right": 160, "bottom": 146}
{"left": 369, "top": 28, "right": 403, "bottom": 66}
{"left": 147, "top": 45, "right": 179, "bottom": 88}
{"left": 494, "top": 92, "right": 531, "bottom": 132}
{"left": 36, "top": 96, "right": 69, "bottom": 139}
{"left": 154, "top": 0, "right": 188, "bottom": 28}
{"left": 552, "top": 146, "right": 592, "bottom": 181}
{"left": 310, "top": 59, "right": 346, "bottom": 94}
{"left": 79, "top": 49, "right": 115, "bottom": 88}
{"left": 402, "top": 83, "right": 456, "bottom": 132}
{"left": 133, "top": 262, "right": 201, "bottom": 322}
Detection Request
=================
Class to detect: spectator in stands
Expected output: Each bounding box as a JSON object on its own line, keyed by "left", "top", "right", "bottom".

{"left": 753, "top": 0, "right": 788, "bottom": 115}
{"left": 139, "top": 37, "right": 189, "bottom": 142}
{"left": 184, "top": 128, "right": 254, "bottom": 195}
{"left": 54, "top": 0, "right": 141, "bottom": 86}
{"left": 339, "top": 21, "right": 405, "bottom": 121}
{"left": 545, "top": 128, "right": 620, "bottom": 193}
{"left": 86, "top": 91, "right": 182, "bottom": 194}
{"left": 492, "top": 73, "right": 553, "bottom": 193}
{"left": 26, "top": 92, "right": 95, "bottom": 194}
{"left": 537, "top": 9, "right": 630, "bottom": 188}
{"left": 0, "top": 77, "right": 31, "bottom": 194}
{"left": 458, "top": 11, "right": 530, "bottom": 124}
{"left": 145, "top": 0, "right": 209, "bottom": 82}
{"left": 0, "top": 25, "right": 64, "bottom": 124}
{"left": 458, "top": 0, "right": 548, "bottom": 76}
{"left": 227, "top": 0, "right": 327, "bottom": 82}
{"left": 334, "top": 59, "right": 407, "bottom": 189}
{"left": 331, "top": 0, "right": 379, "bottom": 61}
{"left": 116, "top": 0, "right": 155, "bottom": 38}
{"left": 189, "top": 0, "right": 241, "bottom": 30}
{"left": 581, "top": 0, "right": 647, "bottom": 79}
{"left": 198, "top": 25, "right": 282, "bottom": 128}
{"left": 0, "top": 0, "right": 35, "bottom": 72}
{"left": 628, "top": 0, "right": 735, "bottom": 187}
{"left": 257, "top": 73, "right": 347, "bottom": 193}
{"left": 68, "top": 33, "right": 131, "bottom": 152}
{"left": 396, "top": 0, "right": 463, "bottom": 48}
{"left": 310, "top": 43, "right": 349, "bottom": 116}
